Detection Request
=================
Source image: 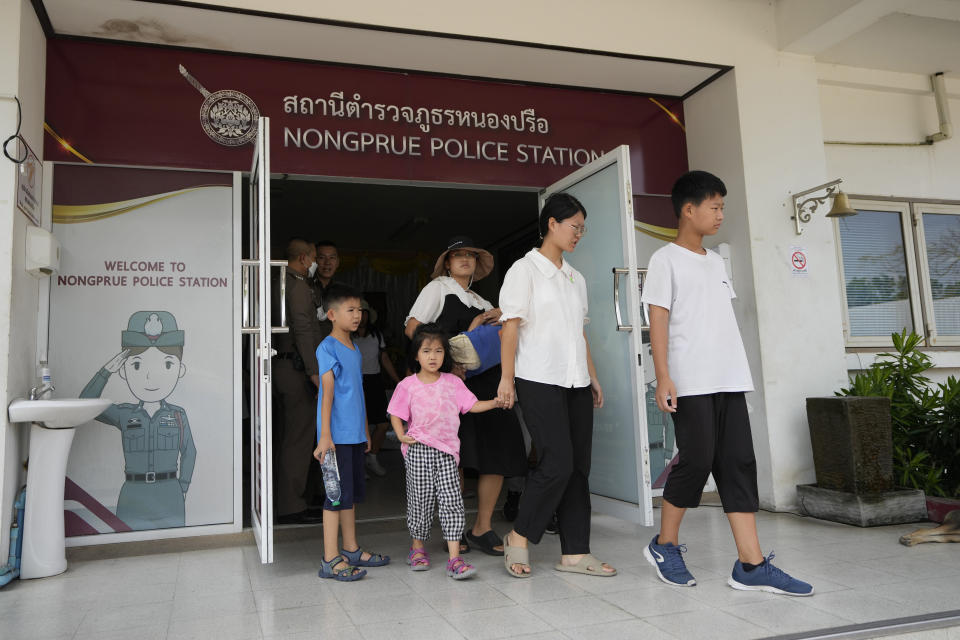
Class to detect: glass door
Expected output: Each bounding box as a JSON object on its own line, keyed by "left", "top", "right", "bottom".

{"left": 246, "top": 117, "right": 273, "bottom": 563}
{"left": 541, "top": 145, "right": 653, "bottom": 526}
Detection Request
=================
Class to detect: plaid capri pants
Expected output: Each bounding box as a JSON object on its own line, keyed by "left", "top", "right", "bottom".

{"left": 405, "top": 442, "right": 465, "bottom": 542}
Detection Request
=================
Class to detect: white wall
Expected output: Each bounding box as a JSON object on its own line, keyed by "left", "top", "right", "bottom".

{"left": 239, "top": 0, "right": 843, "bottom": 510}
{"left": 820, "top": 64, "right": 960, "bottom": 386}
{"left": 0, "top": 0, "right": 46, "bottom": 563}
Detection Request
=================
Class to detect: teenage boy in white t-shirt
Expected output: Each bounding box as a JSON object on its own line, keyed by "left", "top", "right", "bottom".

{"left": 640, "top": 171, "right": 813, "bottom": 597}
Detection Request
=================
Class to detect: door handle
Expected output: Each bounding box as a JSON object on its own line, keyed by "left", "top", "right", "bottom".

{"left": 613, "top": 268, "right": 631, "bottom": 332}
{"left": 612, "top": 267, "right": 650, "bottom": 332}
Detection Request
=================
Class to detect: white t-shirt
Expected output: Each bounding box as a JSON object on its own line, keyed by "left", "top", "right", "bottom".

{"left": 640, "top": 242, "right": 753, "bottom": 397}
{"left": 355, "top": 332, "right": 384, "bottom": 375}
{"left": 405, "top": 276, "right": 493, "bottom": 326}
{"left": 499, "top": 249, "right": 591, "bottom": 388}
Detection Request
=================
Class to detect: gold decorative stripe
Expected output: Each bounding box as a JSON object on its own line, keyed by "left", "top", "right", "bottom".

{"left": 635, "top": 220, "right": 678, "bottom": 241}
{"left": 648, "top": 98, "right": 686, "bottom": 132}
{"left": 53, "top": 187, "right": 224, "bottom": 224}
{"left": 44, "top": 123, "right": 94, "bottom": 164}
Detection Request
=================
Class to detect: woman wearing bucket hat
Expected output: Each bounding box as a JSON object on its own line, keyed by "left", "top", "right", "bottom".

{"left": 405, "top": 236, "right": 528, "bottom": 556}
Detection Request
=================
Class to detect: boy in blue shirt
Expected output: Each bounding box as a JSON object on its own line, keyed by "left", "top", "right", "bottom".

{"left": 641, "top": 171, "right": 813, "bottom": 597}
{"left": 313, "top": 285, "right": 390, "bottom": 581}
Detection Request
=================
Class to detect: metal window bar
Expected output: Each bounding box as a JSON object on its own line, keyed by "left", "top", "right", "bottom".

{"left": 241, "top": 259, "right": 291, "bottom": 334}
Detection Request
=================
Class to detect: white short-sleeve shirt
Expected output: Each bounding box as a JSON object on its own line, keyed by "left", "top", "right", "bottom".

{"left": 640, "top": 242, "right": 753, "bottom": 397}
{"left": 499, "top": 249, "right": 590, "bottom": 388}
{"left": 405, "top": 276, "right": 493, "bottom": 326}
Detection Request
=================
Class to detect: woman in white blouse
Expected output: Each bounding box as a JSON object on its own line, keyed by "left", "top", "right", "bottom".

{"left": 497, "top": 193, "right": 616, "bottom": 579}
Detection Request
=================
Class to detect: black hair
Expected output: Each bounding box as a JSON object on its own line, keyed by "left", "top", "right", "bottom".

{"left": 315, "top": 240, "right": 338, "bottom": 251}
{"left": 408, "top": 323, "right": 453, "bottom": 373}
{"left": 539, "top": 192, "right": 587, "bottom": 243}
{"left": 670, "top": 170, "right": 727, "bottom": 218}
{"left": 285, "top": 237, "right": 313, "bottom": 261}
{"left": 324, "top": 284, "right": 362, "bottom": 310}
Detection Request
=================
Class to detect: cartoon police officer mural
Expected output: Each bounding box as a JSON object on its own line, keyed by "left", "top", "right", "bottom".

{"left": 80, "top": 311, "right": 197, "bottom": 530}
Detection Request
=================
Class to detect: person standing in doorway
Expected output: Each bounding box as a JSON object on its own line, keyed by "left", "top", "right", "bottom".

{"left": 497, "top": 193, "right": 615, "bottom": 578}
{"left": 356, "top": 299, "right": 401, "bottom": 476}
{"left": 311, "top": 240, "right": 344, "bottom": 339}
{"left": 273, "top": 238, "right": 324, "bottom": 524}
{"left": 314, "top": 285, "right": 391, "bottom": 581}
{"left": 640, "top": 170, "right": 813, "bottom": 596}
{"left": 405, "top": 237, "right": 528, "bottom": 556}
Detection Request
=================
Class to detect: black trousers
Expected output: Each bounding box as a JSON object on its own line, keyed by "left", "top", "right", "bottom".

{"left": 513, "top": 379, "right": 593, "bottom": 554}
{"left": 662, "top": 392, "right": 759, "bottom": 513}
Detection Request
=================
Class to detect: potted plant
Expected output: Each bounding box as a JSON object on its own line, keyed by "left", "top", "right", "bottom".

{"left": 799, "top": 330, "right": 933, "bottom": 526}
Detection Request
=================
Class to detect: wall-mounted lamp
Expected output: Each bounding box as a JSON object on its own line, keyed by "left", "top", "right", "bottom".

{"left": 791, "top": 179, "right": 857, "bottom": 235}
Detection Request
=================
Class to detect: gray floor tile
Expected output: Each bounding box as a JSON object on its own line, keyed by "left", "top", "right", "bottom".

{"left": 424, "top": 581, "right": 516, "bottom": 613}
{"left": 644, "top": 607, "right": 768, "bottom": 640}
{"left": 724, "top": 597, "right": 853, "bottom": 634}
{"left": 445, "top": 604, "right": 553, "bottom": 640}
{"left": 493, "top": 575, "right": 587, "bottom": 604}
{"left": 802, "top": 588, "right": 906, "bottom": 623}
{"left": 343, "top": 592, "right": 437, "bottom": 625}
{"left": 73, "top": 622, "right": 170, "bottom": 640}
{"left": 357, "top": 615, "right": 465, "bottom": 640}
{"left": 168, "top": 611, "right": 263, "bottom": 640}
{"left": 524, "top": 594, "right": 634, "bottom": 629}
{"left": 564, "top": 618, "right": 679, "bottom": 640}
{"left": 258, "top": 602, "right": 352, "bottom": 636}
{"left": 172, "top": 590, "right": 257, "bottom": 620}
{"left": 254, "top": 583, "right": 338, "bottom": 610}
{"left": 602, "top": 584, "right": 710, "bottom": 619}
{"left": 75, "top": 600, "right": 174, "bottom": 635}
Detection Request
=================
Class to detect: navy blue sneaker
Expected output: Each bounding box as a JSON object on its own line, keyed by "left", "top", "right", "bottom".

{"left": 643, "top": 535, "right": 696, "bottom": 586}
{"left": 728, "top": 552, "right": 814, "bottom": 596}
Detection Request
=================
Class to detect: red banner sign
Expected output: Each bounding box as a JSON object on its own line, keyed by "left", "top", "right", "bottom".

{"left": 45, "top": 40, "right": 687, "bottom": 195}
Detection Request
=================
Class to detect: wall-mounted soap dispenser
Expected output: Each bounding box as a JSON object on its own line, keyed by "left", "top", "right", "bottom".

{"left": 25, "top": 226, "right": 60, "bottom": 278}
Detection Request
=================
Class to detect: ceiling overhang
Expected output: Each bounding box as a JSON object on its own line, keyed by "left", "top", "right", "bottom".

{"left": 34, "top": 0, "right": 731, "bottom": 99}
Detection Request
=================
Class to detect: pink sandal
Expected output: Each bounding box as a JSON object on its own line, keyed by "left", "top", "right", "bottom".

{"left": 446, "top": 556, "right": 477, "bottom": 580}
{"left": 406, "top": 547, "right": 430, "bottom": 571}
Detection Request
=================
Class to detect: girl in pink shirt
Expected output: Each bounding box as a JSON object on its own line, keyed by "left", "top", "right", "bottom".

{"left": 387, "top": 324, "right": 499, "bottom": 580}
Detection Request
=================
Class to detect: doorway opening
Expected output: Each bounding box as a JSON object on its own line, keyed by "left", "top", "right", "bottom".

{"left": 243, "top": 175, "right": 540, "bottom": 525}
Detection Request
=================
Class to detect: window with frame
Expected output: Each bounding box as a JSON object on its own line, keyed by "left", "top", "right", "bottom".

{"left": 836, "top": 199, "right": 960, "bottom": 347}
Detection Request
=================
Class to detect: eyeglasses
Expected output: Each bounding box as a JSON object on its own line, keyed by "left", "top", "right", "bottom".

{"left": 450, "top": 250, "right": 478, "bottom": 259}
{"left": 565, "top": 222, "right": 587, "bottom": 237}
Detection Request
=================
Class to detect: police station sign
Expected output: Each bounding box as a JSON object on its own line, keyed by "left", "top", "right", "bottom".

{"left": 44, "top": 39, "right": 688, "bottom": 194}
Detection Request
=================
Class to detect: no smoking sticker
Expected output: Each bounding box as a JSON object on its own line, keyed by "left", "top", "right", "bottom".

{"left": 790, "top": 246, "right": 808, "bottom": 277}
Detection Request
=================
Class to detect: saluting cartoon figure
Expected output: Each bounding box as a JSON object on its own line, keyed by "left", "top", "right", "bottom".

{"left": 80, "top": 311, "right": 197, "bottom": 531}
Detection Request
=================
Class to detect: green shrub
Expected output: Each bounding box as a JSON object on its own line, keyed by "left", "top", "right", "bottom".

{"left": 839, "top": 330, "right": 958, "bottom": 497}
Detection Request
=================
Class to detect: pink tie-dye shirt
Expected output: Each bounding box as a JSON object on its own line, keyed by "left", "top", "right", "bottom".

{"left": 387, "top": 372, "right": 478, "bottom": 464}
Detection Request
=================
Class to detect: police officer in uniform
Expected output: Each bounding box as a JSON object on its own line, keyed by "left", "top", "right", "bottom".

{"left": 310, "top": 240, "right": 345, "bottom": 339}
{"left": 273, "top": 238, "right": 325, "bottom": 523}
{"left": 81, "top": 311, "right": 196, "bottom": 531}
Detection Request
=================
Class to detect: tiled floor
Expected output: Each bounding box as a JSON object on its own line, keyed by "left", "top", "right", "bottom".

{"left": 2, "top": 507, "right": 959, "bottom": 639}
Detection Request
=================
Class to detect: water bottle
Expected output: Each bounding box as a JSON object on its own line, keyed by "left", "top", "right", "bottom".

{"left": 321, "top": 449, "right": 341, "bottom": 507}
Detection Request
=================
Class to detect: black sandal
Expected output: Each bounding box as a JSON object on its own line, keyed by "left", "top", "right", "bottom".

{"left": 467, "top": 529, "right": 504, "bottom": 556}
{"left": 439, "top": 534, "right": 471, "bottom": 554}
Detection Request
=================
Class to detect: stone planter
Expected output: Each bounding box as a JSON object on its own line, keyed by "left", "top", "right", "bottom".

{"left": 805, "top": 396, "right": 893, "bottom": 494}
{"left": 800, "top": 396, "right": 926, "bottom": 527}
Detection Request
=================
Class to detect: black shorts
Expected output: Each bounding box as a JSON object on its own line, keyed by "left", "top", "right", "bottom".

{"left": 662, "top": 392, "right": 759, "bottom": 513}
{"left": 324, "top": 443, "right": 366, "bottom": 511}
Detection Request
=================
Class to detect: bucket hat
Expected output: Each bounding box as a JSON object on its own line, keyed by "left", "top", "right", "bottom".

{"left": 431, "top": 236, "right": 494, "bottom": 281}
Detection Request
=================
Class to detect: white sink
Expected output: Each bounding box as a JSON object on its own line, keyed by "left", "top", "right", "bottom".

{"left": 8, "top": 397, "right": 112, "bottom": 429}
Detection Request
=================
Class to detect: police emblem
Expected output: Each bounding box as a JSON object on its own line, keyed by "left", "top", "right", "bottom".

{"left": 179, "top": 65, "right": 260, "bottom": 147}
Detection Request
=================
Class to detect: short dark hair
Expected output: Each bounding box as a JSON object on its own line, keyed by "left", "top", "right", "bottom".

{"left": 539, "top": 192, "right": 587, "bottom": 242}
{"left": 671, "top": 170, "right": 727, "bottom": 218}
{"left": 285, "top": 237, "right": 314, "bottom": 261}
{"left": 408, "top": 323, "right": 452, "bottom": 373}
{"left": 315, "top": 240, "right": 338, "bottom": 251}
{"left": 324, "top": 284, "right": 361, "bottom": 310}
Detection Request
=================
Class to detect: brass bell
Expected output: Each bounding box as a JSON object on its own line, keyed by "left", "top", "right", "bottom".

{"left": 826, "top": 191, "right": 857, "bottom": 217}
